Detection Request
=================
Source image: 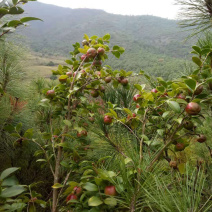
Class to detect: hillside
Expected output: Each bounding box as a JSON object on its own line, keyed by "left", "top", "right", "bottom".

{"left": 19, "top": 2, "right": 196, "bottom": 79}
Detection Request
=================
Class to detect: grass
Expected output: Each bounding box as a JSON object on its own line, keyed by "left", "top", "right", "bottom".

{"left": 25, "top": 52, "right": 66, "bottom": 81}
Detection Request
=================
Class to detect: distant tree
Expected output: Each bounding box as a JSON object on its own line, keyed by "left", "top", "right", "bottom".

{"left": 47, "top": 61, "right": 55, "bottom": 66}
{"left": 176, "top": 0, "right": 212, "bottom": 36}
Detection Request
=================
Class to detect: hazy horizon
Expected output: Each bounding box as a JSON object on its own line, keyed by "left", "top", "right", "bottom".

{"left": 38, "top": 0, "right": 180, "bottom": 19}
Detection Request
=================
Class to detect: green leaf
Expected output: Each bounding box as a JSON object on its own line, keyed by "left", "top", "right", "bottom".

{"left": 103, "top": 33, "right": 111, "bottom": 40}
{"left": 104, "top": 197, "right": 117, "bottom": 206}
{"left": 178, "top": 163, "right": 186, "bottom": 174}
{"left": 83, "top": 182, "right": 98, "bottom": 191}
{"left": 109, "top": 109, "right": 118, "bottom": 118}
{"left": 167, "top": 101, "right": 181, "bottom": 113}
{"left": 112, "top": 51, "right": 120, "bottom": 58}
{"left": 88, "top": 196, "right": 103, "bottom": 206}
{"left": 192, "top": 46, "right": 201, "bottom": 54}
{"left": 63, "top": 120, "right": 72, "bottom": 126}
{"left": 23, "top": 128, "right": 33, "bottom": 139}
{"left": 192, "top": 56, "right": 202, "bottom": 67}
{"left": 0, "top": 8, "right": 9, "bottom": 15}
{"left": 123, "top": 108, "right": 132, "bottom": 115}
{"left": 9, "top": 6, "right": 24, "bottom": 14}
{"left": 36, "top": 159, "right": 47, "bottom": 163}
{"left": 20, "top": 17, "right": 42, "bottom": 23}
{"left": 0, "top": 167, "right": 20, "bottom": 180}
{"left": 52, "top": 183, "right": 63, "bottom": 189}
{"left": 0, "top": 185, "right": 25, "bottom": 198}
{"left": 78, "top": 48, "right": 87, "bottom": 54}
{"left": 12, "top": 0, "right": 18, "bottom": 5}
{"left": 83, "top": 33, "right": 89, "bottom": 41}
{"left": 184, "top": 79, "right": 196, "bottom": 91}
{"left": 15, "top": 123, "right": 22, "bottom": 133}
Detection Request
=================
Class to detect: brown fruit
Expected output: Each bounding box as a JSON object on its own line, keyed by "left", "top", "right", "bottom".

{"left": 194, "top": 84, "right": 203, "bottom": 95}
{"left": 90, "top": 90, "right": 99, "bottom": 98}
{"left": 197, "top": 135, "right": 206, "bottom": 143}
{"left": 104, "top": 76, "right": 112, "bottom": 83}
{"left": 120, "top": 78, "right": 128, "bottom": 86}
{"left": 175, "top": 143, "right": 185, "bottom": 151}
{"left": 169, "top": 161, "right": 178, "bottom": 169}
{"left": 82, "top": 40, "right": 89, "bottom": 46}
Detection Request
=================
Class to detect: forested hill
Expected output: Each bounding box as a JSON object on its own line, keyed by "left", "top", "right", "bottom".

{"left": 21, "top": 2, "right": 196, "bottom": 79}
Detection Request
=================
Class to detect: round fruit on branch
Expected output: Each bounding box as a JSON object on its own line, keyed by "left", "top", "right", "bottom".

{"left": 46, "top": 90, "right": 55, "bottom": 98}
{"left": 66, "top": 194, "right": 77, "bottom": 203}
{"left": 87, "top": 48, "right": 97, "bottom": 58}
{"left": 185, "top": 102, "right": 201, "bottom": 115}
{"left": 73, "top": 186, "right": 82, "bottom": 196}
{"left": 175, "top": 143, "right": 185, "bottom": 151}
{"left": 183, "top": 121, "right": 194, "bottom": 130}
{"left": 133, "top": 94, "right": 141, "bottom": 102}
{"left": 120, "top": 78, "right": 128, "bottom": 86}
{"left": 104, "top": 185, "right": 117, "bottom": 196}
{"left": 81, "top": 54, "right": 89, "bottom": 62}
{"left": 151, "top": 89, "right": 158, "bottom": 93}
{"left": 97, "top": 47, "right": 105, "bottom": 55}
{"left": 197, "top": 134, "right": 206, "bottom": 143}
{"left": 169, "top": 161, "right": 178, "bottom": 169}
{"left": 104, "top": 115, "right": 112, "bottom": 125}
{"left": 90, "top": 90, "right": 99, "bottom": 98}
{"left": 66, "top": 71, "right": 73, "bottom": 77}
{"left": 77, "top": 130, "right": 88, "bottom": 138}
{"left": 177, "top": 93, "right": 186, "bottom": 100}
{"left": 82, "top": 39, "right": 89, "bottom": 46}
{"left": 104, "top": 76, "right": 112, "bottom": 83}
{"left": 194, "top": 84, "right": 203, "bottom": 95}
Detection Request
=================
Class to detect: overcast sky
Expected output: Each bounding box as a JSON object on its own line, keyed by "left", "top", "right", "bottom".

{"left": 38, "top": 0, "right": 180, "bottom": 19}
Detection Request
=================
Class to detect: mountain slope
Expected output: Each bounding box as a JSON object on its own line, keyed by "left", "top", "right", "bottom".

{"left": 20, "top": 2, "right": 195, "bottom": 79}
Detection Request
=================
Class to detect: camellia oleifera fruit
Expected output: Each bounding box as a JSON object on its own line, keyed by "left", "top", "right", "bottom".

{"left": 120, "top": 78, "right": 128, "bottom": 86}
{"left": 104, "top": 76, "right": 112, "bottom": 83}
{"left": 185, "top": 102, "right": 201, "bottom": 115}
{"left": 133, "top": 94, "right": 141, "bottom": 102}
{"left": 90, "top": 90, "right": 99, "bottom": 98}
{"left": 104, "top": 186, "right": 117, "bottom": 196}
{"left": 151, "top": 89, "right": 158, "bottom": 93}
{"left": 197, "top": 135, "right": 207, "bottom": 143}
{"left": 97, "top": 47, "right": 105, "bottom": 55}
{"left": 104, "top": 115, "right": 112, "bottom": 125}
{"left": 87, "top": 48, "right": 97, "bottom": 58}
{"left": 194, "top": 84, "right": 203, "bottom": 95}
{"left": 77, "top": 130, "right": 87, "bottom": 138}
{"left": 177, "top": 93, "right": 186, "bottom": 100}
{"left": 183, "top": 121, "right": 194, "bottom": 130}
{"left": 169, "top": 161, "right": 178, "bottom": 169}
{"left": 175, "top": 143, "right": 185, "bottom": 151}
{"left": 73, "top": 186, "right": 82, "bottom": 196}
{"left": 46, "top": 90, "right": 55, "bottom": 98}
{"left": 66, "top": 194, "right": 77, "bottom": 203}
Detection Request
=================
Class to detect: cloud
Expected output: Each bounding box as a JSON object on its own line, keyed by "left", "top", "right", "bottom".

{"left": 38, "top": 0, "right": 180, "bottom": 19}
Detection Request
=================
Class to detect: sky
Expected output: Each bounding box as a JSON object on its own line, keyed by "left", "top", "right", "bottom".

{"left": 38, "top": 0, "right": 181, "bottom": 19}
